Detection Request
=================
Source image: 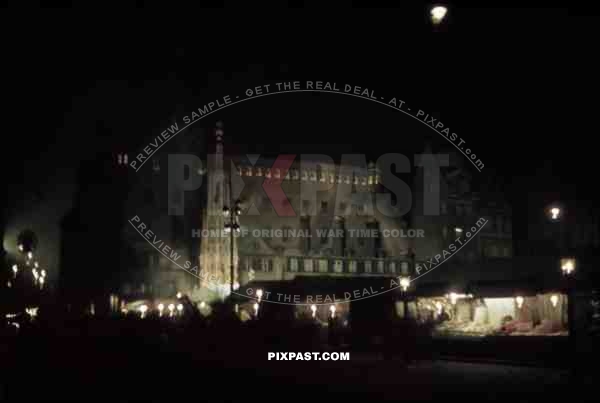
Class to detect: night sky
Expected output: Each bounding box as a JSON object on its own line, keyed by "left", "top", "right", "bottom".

{"left": 3, "top": 6, "right": 597, "bottom": 244}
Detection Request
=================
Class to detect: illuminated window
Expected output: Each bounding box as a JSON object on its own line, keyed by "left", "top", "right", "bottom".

{"left": 261, "top": 258, "right": 271, "bottom": 272}
{"left": 123, "top": 154, "right": 128, "bottom": 164}
{"left": 491, "top": 245, "right": 498, "bottom": 257}
{"left": 152, "top": 159, "right": 160, "bottom": 172}
{"left": 349, "top": 261, "right": 357, "bottom": 273}
{"left": 304, "top": 259, "right": 313, "bottom": 272}
{"left": 364, "top": 261, "right": 372, "bottom": 273}
{"left": 289, "top": 258, "right": 298, "bottom": 272}
{"left": 334, "top": 260, "right": 343, "bottom": 273}
{"left": 319, "top": 259, "right": 328, "bottom": 273}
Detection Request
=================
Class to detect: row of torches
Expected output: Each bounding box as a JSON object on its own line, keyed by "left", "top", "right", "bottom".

{"left": 136, "top": 293, "right": 209, "bottom": 318}
{"left": 138, "top": 303, "right": 184, "bottom": 319}
{"left": 253, "top": 289, "right": 338, "bottom": 319}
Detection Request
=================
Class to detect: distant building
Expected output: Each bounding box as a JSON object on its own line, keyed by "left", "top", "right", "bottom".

{"left": 194, "top": 125, "right": 513, "bottom": 302}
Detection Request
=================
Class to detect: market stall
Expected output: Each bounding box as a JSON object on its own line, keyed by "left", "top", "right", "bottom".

{"left": 415, "top": 282, "right": 568, "bottom": 337}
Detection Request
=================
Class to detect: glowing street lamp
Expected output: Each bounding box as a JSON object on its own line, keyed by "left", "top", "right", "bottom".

{"left": 158, "top": 303, "right": 164, "bottom": 317}
{"left": 561, "top": 258, "right": 575, "bottom": 275}
{"left": 329, "top": 305, "right": 336, "bottom": 319}
{"left": 38, "top": 276, "right": 45, "bottom": 289}
{"left": 176, "top": 292, "right": 182, "bottom": 299}
{"left": 199, "top": 301, "right": 206, "bottom": 309}
{"left": 12, "top": 264, "right": 18, "bottom": 277}
{"left": 34, "top": 261, "right": 39, "bottom": 268}
{"left": 40, "top": 269, "right": 46, "bottom": 278}
{"left": 515, "top": 296, "right": 524, "bottom": 309}
{"left": 256, "top": 289, "right": 263, "bottom": 302}
{"left": 139, "top": 304, "right": 148, "bottom": 318}
{"left": 18, "top": 244, "right": 24, "bottom": 252}
{"left": 399, "top": 276, "right": 410, "bottom": 292}
{"left": 177, "top": 304, "right": 184, "bottom": 315}
{"left": 549, "top": 206, "right": 561, "bottom": 221}
{"left": 560, "top": 256, "right": 577, "bottom": 363}
{"left": 168, "top": 303, "right": 175, "bottom": 317}
{"left": 430, "top": 5, "right": 448, "bottom": 25}
{"left": 27, "top": 251, "right": 33, "bottom": 260}
{"left": 551, "top": 295, "right": 559, "bottom": 308}
{"left": 310, "top": 304, "right": 317, "bottom": 318}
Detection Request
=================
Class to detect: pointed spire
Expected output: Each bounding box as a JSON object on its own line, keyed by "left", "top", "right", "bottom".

{"left": 215, "top": 121, "right": 224, "bottom": 143}
{"left": 215, "top": 121, "right": 224, "bottom": 154}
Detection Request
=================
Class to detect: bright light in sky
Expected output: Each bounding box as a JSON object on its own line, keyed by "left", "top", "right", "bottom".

{"left": 431, "top": 6, "right": 448, "bottom": 25}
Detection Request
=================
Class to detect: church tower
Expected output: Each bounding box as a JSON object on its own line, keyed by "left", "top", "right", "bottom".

{"left": 199, "top": 121, "right": 228, "bottom": 300}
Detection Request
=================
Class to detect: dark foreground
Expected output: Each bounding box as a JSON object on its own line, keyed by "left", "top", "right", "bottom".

{"left": 2, "top": 314, "right": 597, "bottom": 401}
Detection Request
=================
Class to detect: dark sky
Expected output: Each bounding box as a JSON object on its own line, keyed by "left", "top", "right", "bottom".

{"left": 3, "top": 5, "right": 598, "bottom": 237}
